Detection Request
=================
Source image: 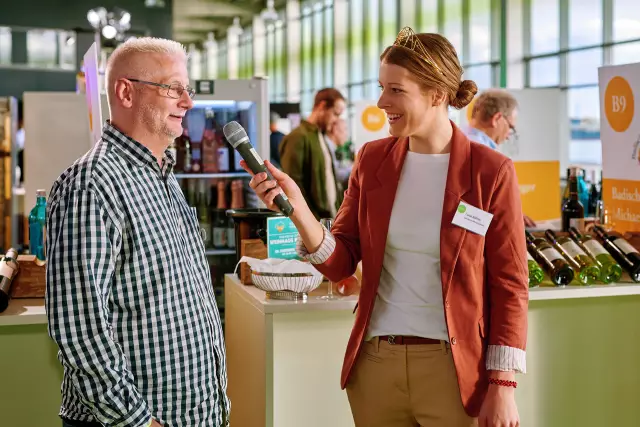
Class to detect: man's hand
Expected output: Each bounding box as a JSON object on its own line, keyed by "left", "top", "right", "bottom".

{"left": 150, "top": 419, "right": 163, "bottom": 427}
{"left": 478, "top": 372, "right": 520, "bottom": 427}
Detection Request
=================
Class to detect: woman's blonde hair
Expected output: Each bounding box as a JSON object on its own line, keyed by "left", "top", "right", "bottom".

{"left": 380, "top": 28, "right": 478, "bottom": 110}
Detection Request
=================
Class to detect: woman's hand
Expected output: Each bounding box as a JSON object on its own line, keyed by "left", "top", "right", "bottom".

{"left": 239, "top": 160, "right": 306, "bottom": 214}
{"left": 478, "top": 382, "right": 520, "bottom": 427}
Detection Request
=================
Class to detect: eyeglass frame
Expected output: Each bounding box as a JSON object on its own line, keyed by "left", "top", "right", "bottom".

{"left": 126, "top": 78, "right": 196, "bottom": 99}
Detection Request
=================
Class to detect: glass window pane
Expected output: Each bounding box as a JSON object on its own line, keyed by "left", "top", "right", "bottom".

{"left": 0, "top": 27, "right": 10, "bottom": 65}
{"left": 614, "top": 0, "right": 640, "bottom": 42}
{"left": 568, "top": 48, "right": 602, "bottom": 86}
{"left": 267, "top": 25, "right": 276, "bottom": 99}
{"left": 349, "top": 0, "right": 364, "bottom": 86}
{"left": 465, "top": 64, "right": 492, "bottom": 89}
{"left": 531, "top": 0, "right": 559, "bottom": 55}
{"left": 276, "top": 24, "right": 285, "bottom": 97}
{"left": 58, "top": 31, "right": 76, "bottom": 70}
{"left": 418, "top": 0, "right": 438, "bottom": 33}
{"left": 613, "top": 41, "right": 640, "bottom": 65}
{"left": 529, "top": 56, "right": 560, "bottom": 87}
{"left": 381, "top": 0, "right": 399, "bottom": 45}
{"left": 350, "top": 83, "right": 365, "bottom": 103}
{"left": 469, "top": 0, "right": 491, "bottom": 63}
{"left": 365, "top": 0, "right": 380, "bottom": 99}
{"left": 443, "top": 0, "right": 463, "bottom": 62}
{"left": 569, "top": 0, "right": 602, "bottom": 48}
{"left": 301, "top": 12, "right": 313, "bottom": 92}
{"left": 313, "top": 3, "right": 323, "bottom": 89}
{"left": 324, "top": 4, "right": 334, "bottom": 87}
{"left": 27, "top": 29, "right": 58, "bottom": 68}
{"left": 568, "top": 87, "right": 602, "bottom": 165}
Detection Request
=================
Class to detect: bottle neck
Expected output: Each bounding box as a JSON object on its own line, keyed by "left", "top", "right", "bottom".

{"left": 217, "top": 185, "right": 227, "bottom": 210}
{"left": 36, "top": 196, "right": 46, "bottom": 206}
{"left": 569, "top": 176, "right": 579, "bottom": 199}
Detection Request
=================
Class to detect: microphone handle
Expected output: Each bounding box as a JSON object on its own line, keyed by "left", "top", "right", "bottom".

{"left": 235, "top": 142, "right": 294, "bottom": 217}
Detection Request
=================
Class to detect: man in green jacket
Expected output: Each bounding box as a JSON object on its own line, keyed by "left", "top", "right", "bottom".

{"left": 279, "top": 88, "right": 346, "bottom": 220}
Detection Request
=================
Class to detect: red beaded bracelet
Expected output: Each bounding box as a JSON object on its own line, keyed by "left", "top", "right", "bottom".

{"left": 488, "top": 378, "right": 517, "bottom": 388}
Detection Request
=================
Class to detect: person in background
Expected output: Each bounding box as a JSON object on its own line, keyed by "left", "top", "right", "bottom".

{"left": 46, "top": 37, "right": 229, "bottom": 427}
{"left": 325, "top": 118, "right": 353, "bottom": 190}
{"left": 279, "top": 88, "right": 346, "bottom": 219}
{"left": 269, "top": 112, "right": 285, "bottom": 168}
{"left": 465, "top": 89, "right": 536, "bottom": 228}
{"left": 244, "top": 27, "right": 527, "bottom": 427}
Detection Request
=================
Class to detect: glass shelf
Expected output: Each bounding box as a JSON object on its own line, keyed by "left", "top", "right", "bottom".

{"left": 174, "top": 172, "right": 250, "bottom": 179}
{"left": 205, "top": 249, "right": 236, "bottom": 256}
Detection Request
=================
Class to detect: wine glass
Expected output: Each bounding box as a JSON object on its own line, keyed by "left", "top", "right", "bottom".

{"left": 319, "top": 218, "right": 339, "bottom": 300}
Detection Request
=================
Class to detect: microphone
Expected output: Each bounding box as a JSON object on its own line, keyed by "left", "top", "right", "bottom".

{"left": 223, "top": 121, "right": 294, "bottom": 217}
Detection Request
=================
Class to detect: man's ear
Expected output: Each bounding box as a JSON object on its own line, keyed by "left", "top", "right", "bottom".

{"left": 115, "top": 78, "right": 134, "bottom": 108}
{"left": 490, "top": 112, "right": 503, "bottom": 128}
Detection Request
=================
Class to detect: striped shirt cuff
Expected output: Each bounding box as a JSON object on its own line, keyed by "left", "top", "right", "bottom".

{"left": 296, "top": 224, "right": 336, "bottom": 264}
{"left": 486, "top": 345, "right": 527, "bottom": 374}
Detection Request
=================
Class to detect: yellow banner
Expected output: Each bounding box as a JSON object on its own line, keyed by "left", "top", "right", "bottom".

{"left": 513, "top": 160, "right": 561, "bottom": 221}
{"left": 602, "top": 178, "right": 640, "bottom": 232}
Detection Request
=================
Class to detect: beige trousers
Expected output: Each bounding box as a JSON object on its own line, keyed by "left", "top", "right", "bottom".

{"left": 346, "top": 337, "right": 478, "bottom": 427}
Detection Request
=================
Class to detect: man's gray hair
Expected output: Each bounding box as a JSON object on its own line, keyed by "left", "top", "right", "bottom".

{"left": 471, "top": 89, "right": 518, "bottom": 122}
{"left": 105, "top": 37, "right": 188, "bottom": 102}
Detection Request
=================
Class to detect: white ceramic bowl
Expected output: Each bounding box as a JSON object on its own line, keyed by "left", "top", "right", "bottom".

{"left": 251, "top": 271, "right": 324, "bottom": 294}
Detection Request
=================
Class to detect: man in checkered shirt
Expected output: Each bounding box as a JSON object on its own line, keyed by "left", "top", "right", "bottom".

{"left": 46, "top": 37, "right": 229, "bottom": 427}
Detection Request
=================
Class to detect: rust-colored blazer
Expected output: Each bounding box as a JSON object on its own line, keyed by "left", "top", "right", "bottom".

{"left": 312, "top": 122, "right": 529, "bottom": 417}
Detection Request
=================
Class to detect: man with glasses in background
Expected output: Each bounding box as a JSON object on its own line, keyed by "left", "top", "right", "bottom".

{"left": 464, "top": 89, "right": 536, "bottom": 227}
{"left": 46, "top": 37, "right": 229, "bottom": 427}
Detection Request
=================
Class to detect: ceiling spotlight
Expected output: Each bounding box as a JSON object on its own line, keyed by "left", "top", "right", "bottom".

{"left": 87, "top": 7, "right": 107, "bottom": 29}
{"left": 102, "top": 25, "right": 117, "bottom": 39}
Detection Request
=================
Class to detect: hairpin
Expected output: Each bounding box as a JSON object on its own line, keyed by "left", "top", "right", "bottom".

{"left": 393, "top": 27, "right": 445, "bottom": 76}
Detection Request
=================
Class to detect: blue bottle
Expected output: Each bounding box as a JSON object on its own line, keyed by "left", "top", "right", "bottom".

{"left": 29, "top": 189, "right": 47, "bottom": 261}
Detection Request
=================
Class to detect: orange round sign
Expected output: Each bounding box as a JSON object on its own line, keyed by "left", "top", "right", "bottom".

{"left": 604, "top": 76, "right": 634, "bottom": 133}
{"left": 361, "top": 106, "right": 386, "bottom": 132}
{"left": 466, "top": 97, "right": 477, "bottom": 122}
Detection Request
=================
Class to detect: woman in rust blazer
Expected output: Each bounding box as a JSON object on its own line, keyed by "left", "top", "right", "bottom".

{"left": 243, "top": 28, "right": 528, "bottom": 427}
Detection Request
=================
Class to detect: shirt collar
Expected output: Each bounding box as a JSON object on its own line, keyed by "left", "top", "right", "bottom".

{"left": 463, "top": 125, "right": 497, "bottom": 150}
{"left": 102, "top": 121, "right": 176, "bottom": 169}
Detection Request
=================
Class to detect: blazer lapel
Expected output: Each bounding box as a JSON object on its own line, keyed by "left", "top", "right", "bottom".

{"left": 366, "top": 137, "right": 409, "bottom": 290}
{"left": 440, "top": 122, "right": 472, "bottom": 298}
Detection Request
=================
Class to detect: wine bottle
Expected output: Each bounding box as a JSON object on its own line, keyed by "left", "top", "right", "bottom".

{"left": 228, "top": 180, "right": 245, "bottom": 249}
{"left": 526, "top": 251, "right": 545, "bottom": 287}
{"left": 593, "top": 225, "right": 640, "bottom": 282}
{"left": 561, "top": 168, "right": 570, "bottom": 205}
{"left": 0, "top": 248, "right": 19, "bottom": 313}
{"left": 569, "top": 227, "right": 622, "bottom": 284}
{"left": 202, "top": 110, "right": 218, "bottom": 173}
{"left": 561, "top": 167, "right": 584, "bottom": 232}
{"left": 526, "top": 231, "right": 575, "bottom": 286}
{"left": 175, "top": 127, "right": 191, "bottom": 174}
{"left": 213, "top": 181, "right": 228, "bottom": 249}
{"left": 197, "top": 180, "right": 212, "bottom": 248}
{"left": 587, "top": 170, "right": 599, "bottom": 217}
{"left": 545, "top": 229, "right": 600, "bottom": 285}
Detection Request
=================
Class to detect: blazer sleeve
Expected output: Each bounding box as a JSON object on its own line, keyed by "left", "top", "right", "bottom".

{"left": 296, "top": 142, "right": 366, "bottom": 282}
{"left": 484, "top": 159, "right": 529, "bottom": 373}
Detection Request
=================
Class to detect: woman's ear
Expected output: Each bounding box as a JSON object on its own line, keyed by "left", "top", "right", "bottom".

{"left": 432, "top": 89, "right": 448, "bottom": 107}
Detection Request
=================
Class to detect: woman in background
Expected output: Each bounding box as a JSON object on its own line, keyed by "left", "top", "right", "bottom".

{"left": 242, "top": 27, "right": 527, "bottom": 427}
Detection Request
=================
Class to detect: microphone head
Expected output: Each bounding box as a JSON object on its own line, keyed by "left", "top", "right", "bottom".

{"left": 223, "top": 121, "right": 249, "bottom": 148}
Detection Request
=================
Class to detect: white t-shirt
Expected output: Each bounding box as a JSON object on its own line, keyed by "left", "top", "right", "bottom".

{"left": 367, "top": 151, "right": 450, "bottom": 341}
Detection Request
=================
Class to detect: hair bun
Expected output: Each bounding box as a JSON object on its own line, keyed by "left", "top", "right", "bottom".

{"left": 450, "top": 79, "right": 478, "bottom": 109}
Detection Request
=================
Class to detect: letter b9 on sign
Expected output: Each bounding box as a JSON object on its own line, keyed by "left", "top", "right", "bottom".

{"left": 605, "top": 76, "right": 634, "bottom": 133}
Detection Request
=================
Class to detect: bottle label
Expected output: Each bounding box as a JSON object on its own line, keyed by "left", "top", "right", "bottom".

{"left": 213, "top": 227, "right": 227, "bottom": 247}
{"left": 584, "top": 239, "right": 608, "bottom": 257}
{"left": 541, "top": 247, "right": 564, "bottom": 263}
{"left": 0, "top": 276, "right": 10, "bottom": 294}
{"left": 561, "top": 240, "right": 585, "bottom": 258}
{"left": 615, "top": 239, "right": 640, "bottom": 256}
{"left": 200, "top": 222, "right": 211, "bottom": 246}
{"left": 227, "top": 227, "right": 236, "bottom": 248}
{"left": 217, "top": 148, "right": 230, "bottom": 172}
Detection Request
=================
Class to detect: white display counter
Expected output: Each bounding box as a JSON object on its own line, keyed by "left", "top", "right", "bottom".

{"left": 224, "top": 273, "right": 640, "bottom": 427}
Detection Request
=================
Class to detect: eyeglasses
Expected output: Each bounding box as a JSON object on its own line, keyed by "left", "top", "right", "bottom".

{"left": 127, "top": 78, "right": 196, "bottom": 99}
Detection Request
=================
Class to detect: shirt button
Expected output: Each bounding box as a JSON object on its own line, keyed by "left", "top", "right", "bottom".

{"left": 451, "top": 337, "right": 457, "bottom": 345}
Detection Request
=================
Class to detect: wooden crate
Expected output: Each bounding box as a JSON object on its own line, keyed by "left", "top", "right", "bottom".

{"left": 240, "top": 238, "right": 267, "bottom": 285}
{"left": 11, "top": 255, "right": 46, "bottom": 298}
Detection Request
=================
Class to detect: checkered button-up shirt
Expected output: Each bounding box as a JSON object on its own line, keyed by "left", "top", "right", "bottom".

{"left": 46, "top": 122, "right": 229, "bottom": 427}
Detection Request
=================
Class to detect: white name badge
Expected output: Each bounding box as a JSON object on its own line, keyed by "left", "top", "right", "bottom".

{"left": 452, "top": 201, "right": 494, "bottom": 236}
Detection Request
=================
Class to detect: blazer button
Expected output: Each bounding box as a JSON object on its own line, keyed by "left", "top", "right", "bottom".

{"left": 451, "top": 337, "right": 457, "bottom": 345}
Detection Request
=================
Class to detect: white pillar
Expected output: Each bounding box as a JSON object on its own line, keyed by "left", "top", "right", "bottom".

{"left": 286, "top": 0, "right": 301, "bottom": 102}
